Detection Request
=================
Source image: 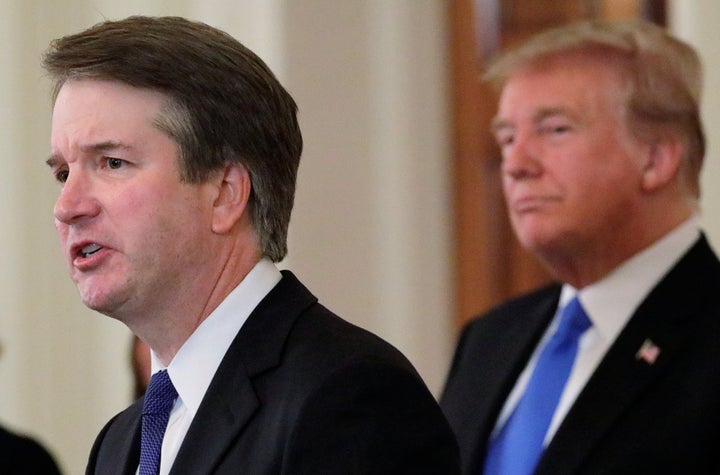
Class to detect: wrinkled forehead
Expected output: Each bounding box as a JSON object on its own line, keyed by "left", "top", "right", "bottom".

{"left": 50, "top": 79, "right": 174, "bottom": 157}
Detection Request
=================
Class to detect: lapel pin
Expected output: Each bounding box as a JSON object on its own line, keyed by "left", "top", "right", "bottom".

{"left": 636, "top": 338, "right": 661, "bottom": 365}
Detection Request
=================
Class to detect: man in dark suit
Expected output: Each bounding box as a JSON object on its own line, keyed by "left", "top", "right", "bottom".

{"left": 43, "top": 16, "right": 459, "bottom": 475}
{"left": 441, "top": 20, "right": 720, "bottom": 474}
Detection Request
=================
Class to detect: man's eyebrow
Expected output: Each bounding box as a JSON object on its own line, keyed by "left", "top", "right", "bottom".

{"left": 490, "top": 107, "right": 579, "bottom": 134}
{"left": 45, "top": 141, "right": 133, "bottom": 168}
{"left": 46, "top": 155, "right": 62, "bottom": 168}
{"left": 531, "top": 106, "right": 579, "bottom": 123}
{"left": 490, "top": 116, "right": 512, "bottom": 134}
{"left": 80, "top": 140, "right": 132, "bottom": 153}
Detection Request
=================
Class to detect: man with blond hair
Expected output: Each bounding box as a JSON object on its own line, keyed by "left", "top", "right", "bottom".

{"left": 441, "top": 20, "right": 720, "bottom": 474}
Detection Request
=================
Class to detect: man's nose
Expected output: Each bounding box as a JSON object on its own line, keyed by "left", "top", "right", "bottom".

{"left": 501, "top": 132, "right": 542, "bottom": 180}
{"left": 53, "top": 171, "right": 100, "bottom": 224}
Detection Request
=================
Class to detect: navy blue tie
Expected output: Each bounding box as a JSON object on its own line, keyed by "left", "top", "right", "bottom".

{"left": 483, "top": 297, "right": 591, "bottom": 475}
{"left": 139, "top": 370, "right": 177, "bottom": 475}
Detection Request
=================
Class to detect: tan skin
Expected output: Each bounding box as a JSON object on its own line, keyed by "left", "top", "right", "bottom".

{"left": 494, "top": 55, "right": 695, "bottom": 289}
{"left": 48, "top": 79, "right": 261, "bottom": 365}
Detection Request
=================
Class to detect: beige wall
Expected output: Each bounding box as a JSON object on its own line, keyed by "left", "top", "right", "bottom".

{"left": 0, "top": 1, "right": 451, "bottom": 473}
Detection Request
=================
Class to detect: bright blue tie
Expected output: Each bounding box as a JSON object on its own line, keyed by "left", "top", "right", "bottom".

{"left": 483, "top": 297, "right": 591, "bottom": 475}
{"left": 139, "top": 370, "right": 177, "bottom": 475}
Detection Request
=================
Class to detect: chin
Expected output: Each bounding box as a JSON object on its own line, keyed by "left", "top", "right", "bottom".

{"left": 78, "top": 285, "right": 125, "bottom": 317}
{"left": 516, "top": 230, "right": 565, "bottom": 257}
{"left": 81, "top": 296, "right": 114, "bottom": 315}
{"left": 512, "top": 217, "right": 568, "bottom": 248}
{"left": 514, "top": 226, "right": 547, "bottom": 249}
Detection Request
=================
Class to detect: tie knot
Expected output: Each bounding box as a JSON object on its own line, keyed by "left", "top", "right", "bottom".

{"left": 557, "top": 296, "right": 592, "bottom": 340}
{"left": 143, "top": 370, "right": 177, "bottom": 415}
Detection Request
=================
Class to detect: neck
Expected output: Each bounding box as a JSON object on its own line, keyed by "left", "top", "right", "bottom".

{"left": 129, "top": 239, "right": 262, "bottom": 366}
{"left": 543, "top": 206, "right": 694, "bottom": 289}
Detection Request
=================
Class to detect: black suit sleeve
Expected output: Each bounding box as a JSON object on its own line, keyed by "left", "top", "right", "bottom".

{"left": 284, "top": 361, "right": 460, "bottom": 475}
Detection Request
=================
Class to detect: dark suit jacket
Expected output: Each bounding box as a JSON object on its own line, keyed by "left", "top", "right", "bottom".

{"left": 87, "top": 271, "right": 460, "bottom": 474}
{"left": 441, "top": 236, "right": 720, "bottom": 474}
{"left": 0, "top": 424, "right": 62, "bottom": 474}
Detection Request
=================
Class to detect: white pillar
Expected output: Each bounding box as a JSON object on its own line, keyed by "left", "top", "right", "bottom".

{"left": 284, "top": 0, "right": 453, "bottom": 395}
{"left": 670, "top": 1, "right": 720, "bottom": 249}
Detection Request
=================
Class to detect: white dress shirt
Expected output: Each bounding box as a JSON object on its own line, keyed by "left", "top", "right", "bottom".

{"left": 137, "top": 257, "right": 282, "bottom": 475}
{"left": 490, "top": 216, "right": 700, "bottom": 446}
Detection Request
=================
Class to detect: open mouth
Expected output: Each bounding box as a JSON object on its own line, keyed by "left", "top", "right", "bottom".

{"left": 79, "top": 243, "right": 103, "bottom": 258}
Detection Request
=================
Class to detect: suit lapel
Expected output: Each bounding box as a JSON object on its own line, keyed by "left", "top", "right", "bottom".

{"left": 168, "top": 362, "right": 259, "bottom": 475}
{"left": 537, "top": 236, "right": 719, "bottom": 474}
{"left": 120, "top": 414, "right": 142, "bottom": 475}
{"left": 168, "top": 271, "right": 317, "bottom": 474}
{"left": 444, "top": 286, "right": 560, "bottom": 473}
{"left": 90, "top": 403, "right": 141, "bottom": 475}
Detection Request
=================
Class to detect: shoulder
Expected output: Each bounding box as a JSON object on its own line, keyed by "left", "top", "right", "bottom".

{"left": 261, "top": 271, "right": 424, "bottom": 379}
{"left": 87, "top": 401, "right": 141, "bottom": 473}
{"left": 444, "top": 283, "right": 560, "bottom": 383}
{"left": 461, "top": 283, "right": 561, "bottom": 337}
{"left": 281, "top": 304, "right": 461, "bottom": 473}
{"left": 283, "top": 300, "right": 443, "bottom": 407}
{"left": 290, "top": 302, "right": 416, "bottom": 370}
{"left": 251, "top": 279, "right": 461, "bottom": 472}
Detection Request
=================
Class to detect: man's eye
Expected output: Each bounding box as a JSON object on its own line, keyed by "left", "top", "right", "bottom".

{"left": 55, "top": 169, "right": 69, "bottom": 183}
{"left": 495, "top": 132, "right": 515, "bottom": 148}
{"left": 106, "top": 157, "right": 124, "bottom": 169}
{"left": 539, "top": 122, "right": 572, "bottom": 136}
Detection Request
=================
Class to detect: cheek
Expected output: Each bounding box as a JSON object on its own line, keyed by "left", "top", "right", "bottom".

{"left": 119, "top": 183, "right": 186, "bottom": 225}
{"left": 113, "top": 179, "right": 212, "bottom": 248}
{"left": 570, "top": 173, "right": 638, "bottom": 232}
{"left": 55, "top": 220, "right": 67, "bottom": 237}
{"left": 107, "top": 189, "right": 180, "bottom": 257}
{"left": 501, "top": 177, "right": 517, "bottom": 210}
{"left": 54, "top": 222, "right": 70, "bottom": 251}
{"left": 149, "top": 192, "right": 212, "bottom": 248}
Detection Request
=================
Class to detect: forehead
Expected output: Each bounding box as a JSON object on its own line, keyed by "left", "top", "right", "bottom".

{"left": 52, "top": 79, "right": 166, "bottom": 132}
{"left": 497, "top": 56, "right": 627, "bottom": 121}
{"left": 51, "top": 79, "right": 171, "bottom": 152}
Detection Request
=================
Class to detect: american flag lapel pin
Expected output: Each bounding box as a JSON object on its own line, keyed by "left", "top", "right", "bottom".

{"left": 636, "top": 338, "right": 661, "bottom": 365}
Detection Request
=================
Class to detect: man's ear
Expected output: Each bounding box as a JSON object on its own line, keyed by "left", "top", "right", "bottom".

{"left": 641, "top": 135, "right": 684, "bottom": 193}
{"left": 212, "top": 163, "right": 251, "bottom": 234}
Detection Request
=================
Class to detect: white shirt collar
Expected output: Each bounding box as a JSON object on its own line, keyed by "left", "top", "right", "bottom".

{"left": 560, "top": 216, "right": 700, "bottom": 342}
{"left": 149, "top": 257, "right": 282, "bottom": 413}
